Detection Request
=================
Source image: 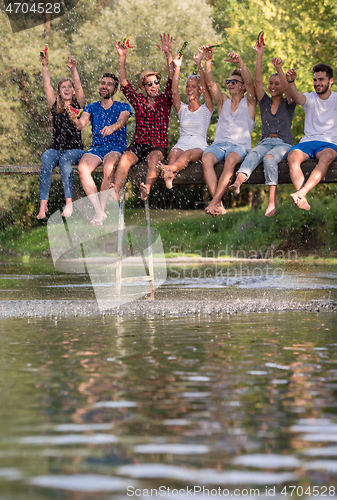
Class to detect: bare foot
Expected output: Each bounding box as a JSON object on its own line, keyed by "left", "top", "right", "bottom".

{"left": 62, "top": 203, "right": 73, "bottom": 218}
{"left": 229, "top": 182, "right": 240, "bottom": 194}
{"left": 205, "top": 200, "right": 225, "bottom": 216}
{"left": 164, "top": 169, "right": 174, "bottom": 189}
{"left": 265, "top": 204, "right": 276, "bottom": 217}
{"left": 290, "top": 192, "right": 299, "bottom": 205}
{"left": 159, "top": 162, "right": 174, "bottom": 189}
{"left": 213, "top": 204, "right": 227, "bottom": 217}
{"left": 37, "top": 210, "right": 47, "bottom": 219}
{"left": 296, "top": 196, "right": 311, "bottom": 211}
{"left": 140, "top": 182, "right": 150, "bottom": 201}
{"left": 290, "top": 192, "right": 311, "bottom": 211}
{"left": 37, "top": 201, "right": 48, "bottom": 219}
{"left": 90, "top": 212, "right": 107, "bottom": 226}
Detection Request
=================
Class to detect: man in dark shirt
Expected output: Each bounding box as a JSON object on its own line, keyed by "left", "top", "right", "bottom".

{"left": 114, "top": 33, "right": 174, "bottom": 200}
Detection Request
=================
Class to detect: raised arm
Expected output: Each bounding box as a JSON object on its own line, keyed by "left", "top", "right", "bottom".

{"left": 225, "top": 52, "right": 256, "bottom": 105}
{"left": 253, "top": 42, "right": 265, "bottom": 102}
{"left": 101, "top": 110, "right": 131, "bottom": 137}
{"left": 225, "top": 52, "right": 256, "bottom": 119}
{"left": 156, "top": 32, "right": 174, "bottom": 80}
{"left": 272, "top": 58, "right": 293, "bottom": 103}
{"left": 40, "top": 52, "right": 55, "bottom": 107}
{"left": 66, "top": 58, "right": 85, "bottom": 108}
{"left": 171, "top": 53, "right": 182, "bottom": 112}
{"left": 114, "top": 41, "right": 128, "bottom": 87}
{"left": 193, "top": 49, "right": 214, "bottom": 112}
{"left": 285, "top": 69, "right": 306, "bottom": 105}
{"left": 199, "top": 46, "right": 226, "bottom": 110}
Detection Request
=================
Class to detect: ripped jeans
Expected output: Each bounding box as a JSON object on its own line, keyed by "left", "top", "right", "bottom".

{"left": 236, "top": 137, "right": 292, "bottom": 185}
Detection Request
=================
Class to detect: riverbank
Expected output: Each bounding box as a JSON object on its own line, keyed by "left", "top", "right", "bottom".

{"left": 1, "top": 199, "right": 337, "bottom": 260}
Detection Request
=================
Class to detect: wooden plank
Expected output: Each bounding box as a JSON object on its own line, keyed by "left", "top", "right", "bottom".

{"left": 1, "top": 160, "right": 337, "bottom": 184}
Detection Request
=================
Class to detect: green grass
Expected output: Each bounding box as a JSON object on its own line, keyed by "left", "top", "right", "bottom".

{"left": 1, "top": 196, "right": 336, "bottom": 260}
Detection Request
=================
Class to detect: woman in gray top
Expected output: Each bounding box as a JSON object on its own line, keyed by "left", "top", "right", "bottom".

{"left": 229, "top": 41, "right": 296, "bottom": 217}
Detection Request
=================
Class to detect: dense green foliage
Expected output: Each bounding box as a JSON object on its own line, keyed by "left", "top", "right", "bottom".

{"left": 2, "top": 0, "right": 337, "bottom": 163}
{"left": 0, "top": 0, "right": 216, "bottom": 164}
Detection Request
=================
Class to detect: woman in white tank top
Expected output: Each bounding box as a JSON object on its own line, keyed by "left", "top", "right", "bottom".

{"left": 159, "top": 50, "right": 213, "bottom": 189}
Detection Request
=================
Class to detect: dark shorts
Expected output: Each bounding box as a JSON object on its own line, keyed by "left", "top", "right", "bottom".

{"left": 125, "top": 142, "right": 167, "bottom": 162}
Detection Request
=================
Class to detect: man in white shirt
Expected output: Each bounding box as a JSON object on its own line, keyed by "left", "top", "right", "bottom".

{"left": 286, "top": 63, "right": 337, "bottom": 210}
{"left": 199, "top": 48, "right": 256, "bottom": 217}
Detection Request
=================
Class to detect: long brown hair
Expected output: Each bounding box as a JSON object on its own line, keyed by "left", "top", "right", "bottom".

{"left": 56, "top": 78, "right": 75, "bottom": 113}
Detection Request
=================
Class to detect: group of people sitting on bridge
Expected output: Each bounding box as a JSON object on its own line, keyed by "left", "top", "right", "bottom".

{"left": 38, "top": 33, "right": 337, "bottom": 224}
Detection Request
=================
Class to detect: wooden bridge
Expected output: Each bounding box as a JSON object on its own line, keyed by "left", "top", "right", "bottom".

{"left": 1, "top": 160, "right": 337, "bottom": 184}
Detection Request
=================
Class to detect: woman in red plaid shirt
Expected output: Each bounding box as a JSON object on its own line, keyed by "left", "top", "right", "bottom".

{"left": 114, "top": 33, "right": 174, "bottom": 201}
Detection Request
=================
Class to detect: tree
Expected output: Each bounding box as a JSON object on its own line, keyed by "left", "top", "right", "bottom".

{"left": 0, "top": 0, "right": 217, "bottom": 164}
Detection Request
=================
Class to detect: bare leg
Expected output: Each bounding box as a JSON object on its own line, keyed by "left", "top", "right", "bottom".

{"left": 140, "top": 150, "right": 164, "bottom": 200}
{"left": 292, "top": 148, "right": 337, "bottom": 210}
{"left": 78, "top": 153, "right": 104, "bottom": 224}
{"left": 288, "top": 149, "right": 310, "bottom": 209}
{"left": 37, "top": 200, "right": 48, "bottom": 219}
{"left": 265, "top": 186, "right": 277, "bottom": 217}
{"left": 113, "top": 151, "right": 138, "bottom": 201}
{"left": 100, "top": 151, "right": 121, "bottom": 211}
{"left": 160, "top": 148, "right": 203, "bottom": 189}
{"left": 62, "top": 198, "right": 73, "bottom": 218}
{"left": 229, "top": 172, "right": 247, "bottom": 194}
{"left": 206, "top": 152, "right": 241, "bottom": 216}
{"left": 202, "top": 152, "right": 226, "bottom": 213}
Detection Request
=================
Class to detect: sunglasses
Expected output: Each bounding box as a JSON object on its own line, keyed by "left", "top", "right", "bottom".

{"left": 145, "top": 79, "right": 160, "bottom": 87}
{"left": 226, "top": 79, "right": 244, "bottom": 85}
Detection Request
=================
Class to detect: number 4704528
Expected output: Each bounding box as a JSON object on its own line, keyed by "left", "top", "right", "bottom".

{"left": 281, "top": 486, "right": 335, "bottom": 496}
{"left": 5, "top": 3, "right": 61, "bottom": 14}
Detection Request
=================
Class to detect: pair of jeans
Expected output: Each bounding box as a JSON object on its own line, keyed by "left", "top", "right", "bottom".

{"left": 39, "top": 149, "right": 84, "bottom": 200}
{"left": 237, "top": 137, "right": 292, "bottom": 185}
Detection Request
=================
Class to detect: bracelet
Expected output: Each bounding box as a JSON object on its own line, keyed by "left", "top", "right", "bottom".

{"left": 288, "top": 79, "right": 295, "bottom": 83}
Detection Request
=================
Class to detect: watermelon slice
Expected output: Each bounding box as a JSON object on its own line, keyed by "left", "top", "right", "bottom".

{"left": 67, "top": 105, "right": 83, "bottom": 117}
{"left": 122, "top": 36, "right": 133, "bottom": 49}
{"left": 257, "top": 31, "right": 265, "bottom": 47}
{"left": 207, "top": 43, "right": 222, "bottom": 49}
{"left": 40, "top": 44, "right": 48, "bottom": 57}
{"left": 178, "top": 41, "right": 188, "bottom": 57}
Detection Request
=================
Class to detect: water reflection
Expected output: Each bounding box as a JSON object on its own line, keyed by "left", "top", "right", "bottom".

{"left": 0, "top": 312, "right": 336, "bottom": 498}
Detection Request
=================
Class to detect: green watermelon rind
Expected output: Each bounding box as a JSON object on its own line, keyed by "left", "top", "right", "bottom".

{"left": 257, "top": 31, "right": 265, "bottom": 47}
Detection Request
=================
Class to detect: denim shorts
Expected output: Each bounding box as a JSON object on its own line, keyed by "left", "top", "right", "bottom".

{"left": 289, "top": 140, "right": 337, "bottom": 158}
{"left": 87, "top": 144, "right": 125, "bottom": 160}
{"left": 203, "top": 141, "right": 249, "bottom": 162}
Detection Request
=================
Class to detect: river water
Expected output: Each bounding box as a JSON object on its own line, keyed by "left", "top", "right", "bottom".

{"left": 0, "top": 259, "right": 336, "bottom": 499}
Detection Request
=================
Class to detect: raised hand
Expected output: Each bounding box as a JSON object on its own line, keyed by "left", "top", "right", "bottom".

{"left": 224, "top": 52, "right": 241, "bottom": 65}
{"left": 173, "top": 52, "right": 183, "bottom": 68}
{"left": 272, "top": 57, "right": 283, "bottom": 70}
{"left": 253, "top": 41, "right": 264, "bottom": 56}
{"left": 66, "top": 57, "right": 77, "bottom": 70}
{"left": 40, "top": 53, "right": 48, "bottom": 66}
{"left": 156, "top": 32, "right": 173, "bottom": 54}
{"left": 193, "top": 49, "right": 203, "bottom": 67}
{"left": 198, "top": 45, "right": 213, "bottom": 62}
{"left": 114, "top": 41, "right": 128, "bottom": 57}
{"left": 286, "top": 68, "right": 297, "bottom": 82}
